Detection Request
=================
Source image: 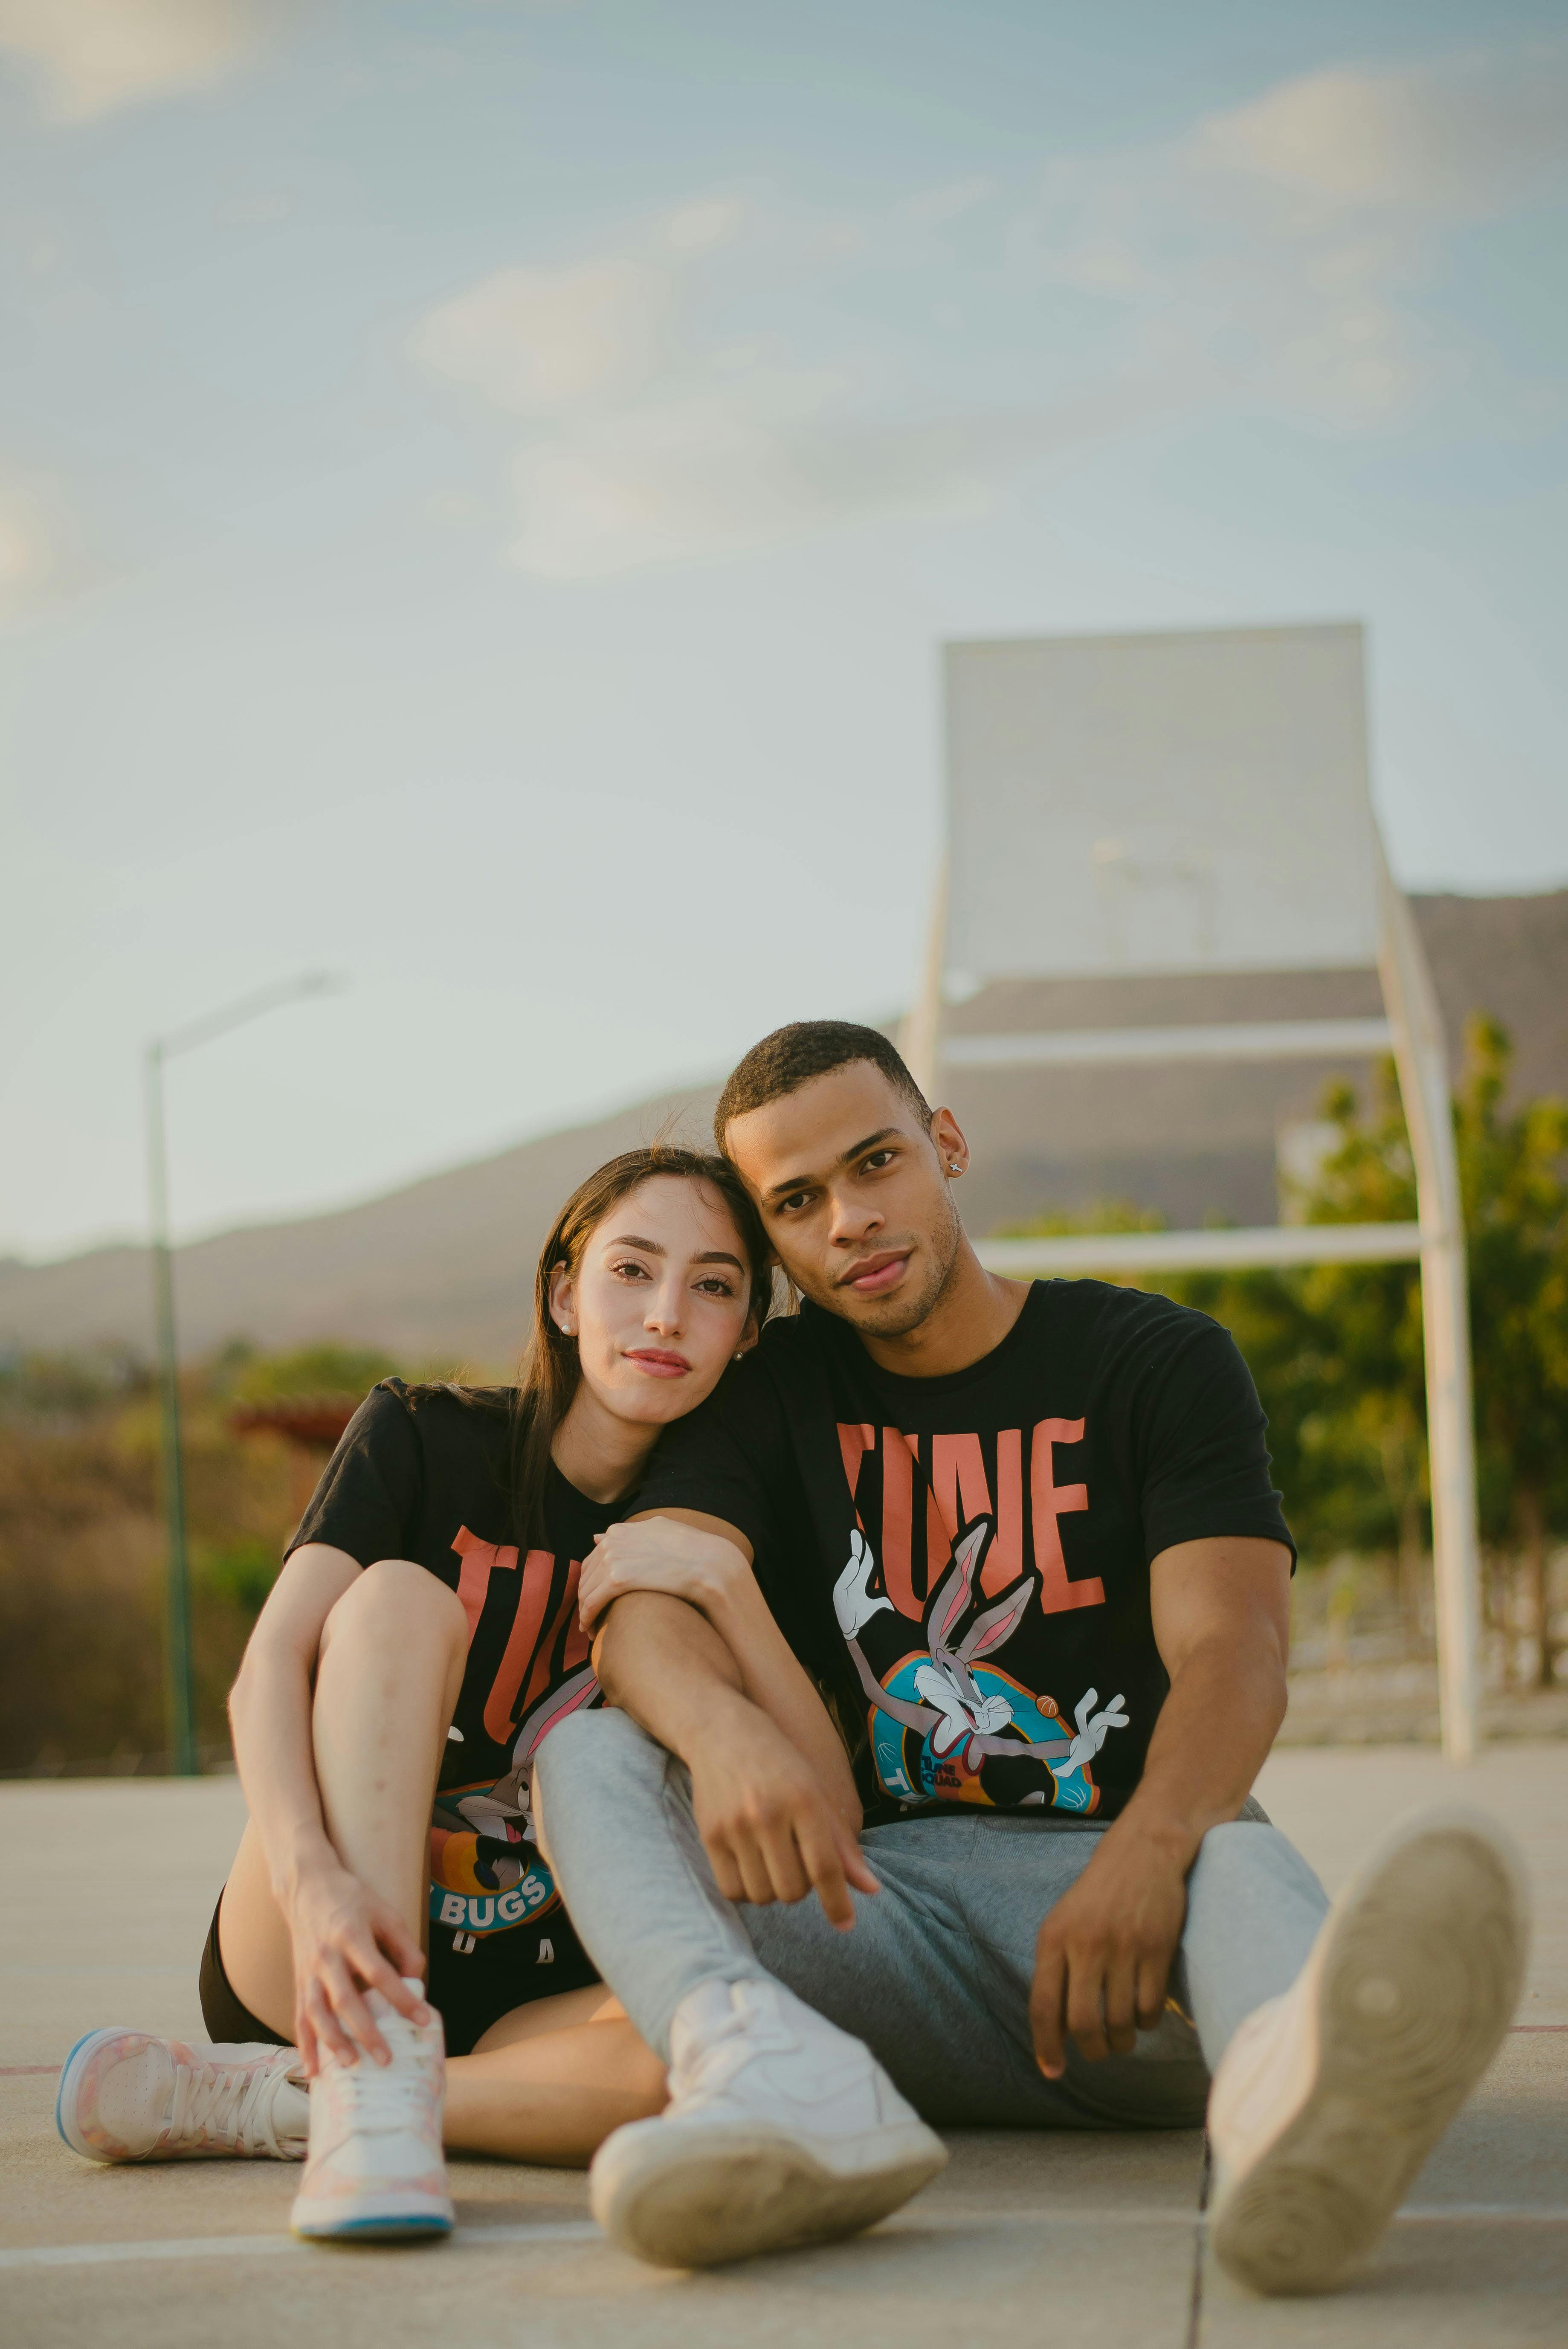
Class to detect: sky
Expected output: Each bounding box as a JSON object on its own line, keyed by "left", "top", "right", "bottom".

{"left": 2, "top": 0, "right": 1566, "bottom": 1264}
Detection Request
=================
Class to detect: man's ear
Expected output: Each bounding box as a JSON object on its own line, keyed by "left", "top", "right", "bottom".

{"left": 930, "top": 1106, "right": 970, "bottom": 1179}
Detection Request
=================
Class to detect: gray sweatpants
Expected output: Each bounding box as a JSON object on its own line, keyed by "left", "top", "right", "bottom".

{"left": 534, "top": 1708, "right": 1330, "bottom": 2132}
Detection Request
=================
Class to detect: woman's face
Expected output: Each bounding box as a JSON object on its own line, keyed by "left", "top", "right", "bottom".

{"left": 550, "top": 1174, "right": 756, "bottom": 1430}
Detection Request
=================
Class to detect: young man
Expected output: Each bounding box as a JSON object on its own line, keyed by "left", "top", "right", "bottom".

{"left": 534, "top": 1022, "right": 1528, "bottom": 2288}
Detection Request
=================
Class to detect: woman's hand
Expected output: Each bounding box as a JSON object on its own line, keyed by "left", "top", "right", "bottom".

{"left": 578, "top": 1515, "right": 748, "bottom": 1636}
{"left": 281, "top": 1853, "right": 430, "bottom": 2075}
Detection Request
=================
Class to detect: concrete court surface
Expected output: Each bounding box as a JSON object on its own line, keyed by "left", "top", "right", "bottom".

{"left": 2, "top": 1745, "right": 1563, "bottom": 2349}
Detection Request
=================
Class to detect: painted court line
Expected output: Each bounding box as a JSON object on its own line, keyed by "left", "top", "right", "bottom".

{"left": 0, "top": 2220, "right": 604, "bottom": 2272}
{"left": 0, "top": 1965, "right": 188, "bottom": 1977}
{"left": 7, "top": 2206, "right": 1566, "bottom": 2274}
{"left": 8, "top": 2022, "right": 1559, "bottom": 2084}
{"left": 1398, "top": 2205, "right": 1568, "bottom": 2222}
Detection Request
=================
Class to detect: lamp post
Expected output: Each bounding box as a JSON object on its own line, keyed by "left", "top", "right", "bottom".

{"left": 145, "top": 971, "right": 342, "bottom": 1776}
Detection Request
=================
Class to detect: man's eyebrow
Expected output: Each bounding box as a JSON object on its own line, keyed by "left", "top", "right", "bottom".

{"left": 764, "top": 1128, "right": 901, "bottom": 1201}
{"left": 608, "top": 1234, "right": 745, "bottom": 1273}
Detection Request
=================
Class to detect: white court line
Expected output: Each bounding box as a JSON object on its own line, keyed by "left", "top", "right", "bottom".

{"left": 1398, "top": 2206, "right": 1568, "bottom": 2224}
{"left": 0, "top": 2221, "right": 603, "bottom": 2271}
{"left": 0, "top": 1965, "right": 188, "bottom": 1976}
{"left": 905, "top": 2206, "right": 1568, "bottom": 2232}
{"left": 7, "top": 2206, "right": 1565, "bottom": 2274}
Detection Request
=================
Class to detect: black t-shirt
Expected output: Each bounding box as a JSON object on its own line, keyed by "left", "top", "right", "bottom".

{"left": 290, "top": 1379, "right": 611, "bottom": 1952}
{"left": 634, "top": 1282, "right": 1293, "bottom": 1827}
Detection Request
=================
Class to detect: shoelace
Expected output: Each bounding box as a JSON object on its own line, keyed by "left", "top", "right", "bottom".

{"left": 320, "top": 2045, "right": 436, "bottom": 2137}
{"left": 167, "top": 2058, "right": 292, "bottom": 2158}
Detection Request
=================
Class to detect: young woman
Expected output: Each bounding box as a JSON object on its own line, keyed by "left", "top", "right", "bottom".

{"left": 56, "top": 1145, "right": 860, "bottom": 2239}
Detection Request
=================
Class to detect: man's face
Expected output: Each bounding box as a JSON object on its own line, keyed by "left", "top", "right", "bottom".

{"left": 723, "top": 1061, "right": 967, "bottom": 1337}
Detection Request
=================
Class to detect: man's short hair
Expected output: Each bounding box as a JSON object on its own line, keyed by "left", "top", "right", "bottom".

{"left": 714, "top": 1021, "right": 933, "bottom": 1154}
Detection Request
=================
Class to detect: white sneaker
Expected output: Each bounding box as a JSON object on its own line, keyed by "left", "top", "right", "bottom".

{"left": 57, "top": 2029, "right": 309, "bottom": 2164}
{"left": 1208, "top": 1804, "right": 1530, "bottom": 2297}
{"left": 589, "top": 1975, "right": 948, "bottom": 2268}
{"left": 289, "top": 1981, "right": 453, "bottom": 2242}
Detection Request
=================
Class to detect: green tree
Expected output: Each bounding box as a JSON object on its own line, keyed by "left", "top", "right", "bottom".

{"left": 1003, "top": 1015, "right": 1568, "bottom": 1682}
{"left": 1454, "top": 1019, "right": 1568, "bottom": 1678}
{"left": 1290, "top": 1018, "right": 1568, "bottom": 1676}
{"left": 226, "top": 1343, "right": 398, "bottom": 1402}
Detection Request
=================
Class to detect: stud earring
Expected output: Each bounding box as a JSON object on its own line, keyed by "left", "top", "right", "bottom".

{"left": 948, "top": 1159, "right": 962, "bottom": 1173}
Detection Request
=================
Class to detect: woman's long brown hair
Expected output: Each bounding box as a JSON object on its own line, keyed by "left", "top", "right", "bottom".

{"left": 478, "top": 1145, "right": 774, "bottom": 1544}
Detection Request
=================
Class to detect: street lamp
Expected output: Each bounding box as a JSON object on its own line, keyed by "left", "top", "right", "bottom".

{"left": 145, "top": 970, "right": 344, "bottom": 1776}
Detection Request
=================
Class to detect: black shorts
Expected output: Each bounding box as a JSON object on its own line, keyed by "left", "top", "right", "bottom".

{"left": 198, "top": 1889, "right": 600, "bottom": 2061}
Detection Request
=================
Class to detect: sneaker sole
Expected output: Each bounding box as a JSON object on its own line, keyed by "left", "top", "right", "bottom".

{"left": 291, "top": 2195, "right": 454, "bottom": 2244}
{"left": 56, "top": 2028, "right": 134, "bottom": 2163}
{"left": 1210, "top": 1807, "right": 1529, "bottom": 2297}
{"left": 591, "top": 2119, "right": 948, "bottom": 2269}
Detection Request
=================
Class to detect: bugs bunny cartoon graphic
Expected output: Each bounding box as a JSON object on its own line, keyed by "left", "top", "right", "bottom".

{"left": 435, "top": 1662, "right": 599, "bottom": 1880}
{"left": 833, "top": 1519, "right": 1129, "bottom": 1796}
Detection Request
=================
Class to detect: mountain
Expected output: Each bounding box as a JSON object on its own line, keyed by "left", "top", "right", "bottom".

{"left": 3, "top": 891, "right": 1565, "bottom": 1366}
{"left": 0, "top": 1088, "right": 722, "bottom": 1371}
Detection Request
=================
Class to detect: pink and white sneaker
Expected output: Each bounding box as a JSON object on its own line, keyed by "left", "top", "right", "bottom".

{"left": 56, "top": 2030, "right": 309, "bottom": 2164}
{"left": 290, "top": 1982, "right": 453, "bottom": 2242}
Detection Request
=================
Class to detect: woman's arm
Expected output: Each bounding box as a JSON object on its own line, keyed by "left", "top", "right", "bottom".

{"left": 227, "top": 1543, "right": 426, "bottom": 2065}
{"left": 578, "top": 1510, "right": 862, "bottom": 1836}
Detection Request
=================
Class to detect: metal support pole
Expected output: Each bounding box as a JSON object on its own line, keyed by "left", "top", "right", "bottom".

{"left": 140, "top": 969, "right": 343, "bottom": 1780}
{"left": 145, "top": 1044, "right": 198, "bottom": 1777}
{"left": 1376, "top": 853, "right": 1482, "bottom": 1763}
{"left": 898, "top": 853, "right": 948, "bottom": 1108}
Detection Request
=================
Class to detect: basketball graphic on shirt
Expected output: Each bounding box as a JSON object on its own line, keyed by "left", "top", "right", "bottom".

{"left": 870, "top": 1656, "right": 1100, "bottom": 1813}
{"left": 428, "top": 1786, "right": 563, "bottom": 1937}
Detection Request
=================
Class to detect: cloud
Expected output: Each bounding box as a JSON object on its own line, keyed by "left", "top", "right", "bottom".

{"left": 0, "top": 476, "right": 85, "bottom": 618}
{"left": 411, "top": 229, "right": 1072, "bottom": 577}
{"left": 503, "top": 384, "right": 943, "bottom": 578}
{"left": 412, "top": 200, "right": 1138, "bottom": 577}
{"left": 411, "top": 258, "right": 670, "bottom": 418}
{"left": 0, "top": 0, "right": 270, "bottom": 123}
{"left": 1023, "top": 47, "right": 1568, "bottom": 434}
{"left": 509, "top": 409, "right": 1144, "bottom": 578}
{"left": 661, "top": 197, "right": 744, "bottom": 253}
{"left": 413, "top": 46, "right": 1568, "bottom": 578}
{"left": 1191, "top": 50, "right": 1568, "bottom": 217}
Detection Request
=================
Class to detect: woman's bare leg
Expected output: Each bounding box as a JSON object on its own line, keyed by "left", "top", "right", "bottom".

{"left": 219, "top": 1559, "right": 467, "bottom": 2039}
{"left": 214, "top": 1555, "right": 663, "bottom": 2162}
{"left": 444, "top": 1992, "right": 667, "bottom": 2165}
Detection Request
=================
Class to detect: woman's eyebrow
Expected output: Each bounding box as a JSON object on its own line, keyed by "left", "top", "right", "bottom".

{"left": 607, "top": 1234, "right": 744, "bottom": 1273}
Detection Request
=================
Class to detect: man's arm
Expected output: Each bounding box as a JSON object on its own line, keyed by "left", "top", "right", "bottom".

{"left": 580, "top": 1508, "right": 863, "bottom": 1836}
{"left": 593, "top": 1569, "right": 878, "bottom": 1931}
{"left": 1029, "top": 1534, "right": 1291, "bottom": 2076}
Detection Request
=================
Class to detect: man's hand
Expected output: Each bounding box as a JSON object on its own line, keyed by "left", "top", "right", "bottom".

{"left": 686, "top": 1694, "right": 879, "bottom": 1931}
{"left": 1029, "top": 1819, "right": 1191, "bottom": 2076}
{"left": 1029, "top": 1536, "right": 1291, "bottom": 2078}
